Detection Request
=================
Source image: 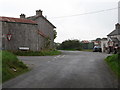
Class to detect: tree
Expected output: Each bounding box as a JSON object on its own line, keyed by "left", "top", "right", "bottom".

{"left": 53, "top": 30, "right": 57, "bottom": 39}
{"left": 96, "top": 38, "right": 101, "bottom": 41}
{"left": 59, "top": 39, "right": 82, "bottom": 50}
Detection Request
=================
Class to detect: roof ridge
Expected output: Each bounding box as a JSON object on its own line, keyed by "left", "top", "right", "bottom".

{"left": 27, "top": 15, "right": 56, "bottom": 28}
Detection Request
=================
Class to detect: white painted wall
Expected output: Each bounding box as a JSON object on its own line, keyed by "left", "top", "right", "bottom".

{"left": 100, "top": 40, "right": 108, "bottom": 52}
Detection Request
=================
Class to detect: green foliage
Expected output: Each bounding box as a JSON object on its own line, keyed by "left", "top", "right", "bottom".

{"left": 81, "top": 49, "right": 93, "bottom": 52}
{"left": 53, "top": 30, "right": 57, "bottom": 39}
{"left": 0, "top": 51, "right": 2, "bottom": 83}
{"left": 45, "top": 37, "right": 51, "bottom": 49}
{"left": 105, "top": 54, "right": 120, "bottom": 77}
{"left": 12, "top": 50, "right": 61, "bottom": 56}
{"left": 58, "top": 39, "right": 82, "bottom": 50}
{"left": 2, "top": 51, "right": 28, "bottom": 82}
{"left": 40, "top": 50, "right": 61, "bottom": 56}
{"left": 95, "top": 38, "right": 101, "bottom": 41}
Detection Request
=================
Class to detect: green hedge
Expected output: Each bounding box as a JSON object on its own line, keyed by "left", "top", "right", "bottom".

{"left": 105, "top": 54, "right": 120, "bottom": 77}
{"left": 12, "top": 50, "right": 61, "bottom": 56}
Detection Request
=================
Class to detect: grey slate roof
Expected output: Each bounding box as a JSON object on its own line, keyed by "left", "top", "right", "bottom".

{"left": 107, "top": 29, "right": 119, "bottom": 36}
{"left": 107, "top": 23, "right": 120, "bottom": 36}
{"left": 27, "top": 15, "right": 56, "bottom": 28}
{"left": 110, "top": 37, "right": 119, "bottom": 42}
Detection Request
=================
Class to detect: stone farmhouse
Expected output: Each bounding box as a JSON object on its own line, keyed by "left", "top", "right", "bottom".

{"left": 0, "top": 10, "right": 56, "bottom": 51}
{"left": 100, "top": 23, "right": 120, "bottom": 53}
{"left": 107, "top": 23, "right": 120, "bottom": 47}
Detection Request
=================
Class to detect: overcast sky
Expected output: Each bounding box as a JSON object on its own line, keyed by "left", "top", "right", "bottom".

{"left": 0, "top": 0, "right": 119, "bottom": 43}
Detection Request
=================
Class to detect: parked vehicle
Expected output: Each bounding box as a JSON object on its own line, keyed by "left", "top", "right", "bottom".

{"left": 93, "top": 46, "right": 102, "bottom": 52}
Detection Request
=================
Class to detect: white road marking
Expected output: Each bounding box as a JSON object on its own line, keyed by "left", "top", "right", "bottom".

{"left": 61, "top": 55, "right": 65, "bottom": 58}
{"left": 56, "top": 55, "right": 61, "bottom": 58}
{"left": 52, "top": 55, "right": 66, "bottom": 61}
{"left": 54, "top": 55, "right": 61, "bottom": 59}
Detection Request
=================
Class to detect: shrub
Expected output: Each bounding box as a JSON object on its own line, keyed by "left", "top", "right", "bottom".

{"left": 58, "top": 39, "right": 82, "bottom": 50}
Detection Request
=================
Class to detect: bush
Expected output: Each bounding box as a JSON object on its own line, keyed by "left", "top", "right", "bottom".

{"left": 58, "top": 39, "right": 82, "bottom": 50}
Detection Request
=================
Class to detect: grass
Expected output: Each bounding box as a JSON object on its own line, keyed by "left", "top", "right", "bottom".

{"left": 60, "top": 49, "right": 78, "bottom": 51}
{"left": 81, "top": 49, "right": 93, "bottom": 52}
{"left": 59, "top": 48, "right": 83, "bottom": 51}
{"left": 0, "top": 51, "right": 2, "bottom": 84}
{"left": 12, "top": 50, "right": 61, "bottom": 56}
{"left": 59, "top": 49, "right": 93, "bottom": 52}
{"left": 1, "top": 50, "right": 61, "bottom": 82}
{"left": 1, "top": 51, "right": 29, "bottom": 82}
{"left": 105, "top": 54, "right": 120, "bottom": 77}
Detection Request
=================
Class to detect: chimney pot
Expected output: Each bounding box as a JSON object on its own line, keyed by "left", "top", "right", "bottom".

{"left": 36, "top": 10, "right": 42, "bottom": 16}
{"left": 115, "top": 23, "right": 120, "bottom": 29}
{"left": 20, "top": 14, "right": 26, "bottom": 19}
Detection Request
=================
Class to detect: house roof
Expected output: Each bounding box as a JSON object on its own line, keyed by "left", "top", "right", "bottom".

{"left": 0, "top": 16, "right": 37, "bottom": 24}
{"left": 81, "top": 40, "right": 90, "bottom": 43}
{"left": 27, "top": 15, "right": 56, "bottom": 28}
{"left": 109, "top": 37, "right": 119, "bottom": 42}
{"left": 107, "top": 23, "right": 120, "bottom": 36}
{"left": 107, "top": 29, "right": 119, "bottom": 36}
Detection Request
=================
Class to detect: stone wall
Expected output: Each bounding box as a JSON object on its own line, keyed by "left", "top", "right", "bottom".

{"left": 2, "top": 22, "right": 46, "bottom": 51}
{"left": 35, "top": 17, "right": 55, "bottom": 49}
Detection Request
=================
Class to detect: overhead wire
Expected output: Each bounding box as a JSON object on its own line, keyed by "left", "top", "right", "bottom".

{"left": 49, "top": 7, "right": 118, "bottom": 19}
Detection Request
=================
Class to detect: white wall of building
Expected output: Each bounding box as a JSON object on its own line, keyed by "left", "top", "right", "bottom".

{"left": 100, "top": 40, "right": 108, "bottom": 52}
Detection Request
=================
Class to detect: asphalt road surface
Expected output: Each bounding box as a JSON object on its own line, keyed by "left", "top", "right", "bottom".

{"left": 3, "top": 51, "right": 118, "bottom": 88}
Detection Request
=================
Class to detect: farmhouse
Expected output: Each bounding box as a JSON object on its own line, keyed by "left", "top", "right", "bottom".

{"left": 107, "top": 23, "right": 120, "bottom": 47}
{"left": 0, "top": 10, "right": 56, "bottom": 51}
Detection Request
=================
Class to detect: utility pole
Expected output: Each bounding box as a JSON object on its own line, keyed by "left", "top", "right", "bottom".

{"left": 118, "top": 1, "right": 120, "bottom": 23}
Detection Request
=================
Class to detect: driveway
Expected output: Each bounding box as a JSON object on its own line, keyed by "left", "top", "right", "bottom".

{"left": 2, "top": 51, "right": 118, "bottom": 88}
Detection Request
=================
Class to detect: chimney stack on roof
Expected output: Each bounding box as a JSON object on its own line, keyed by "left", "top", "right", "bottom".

{"left": 36, "top": 10, "right": 43, "bottom": 16}
{"left": 20, "top": 14, "right": 26, "bottom": 19}
{"left": 115, "top": 23, "right": 120, "bottom": 29}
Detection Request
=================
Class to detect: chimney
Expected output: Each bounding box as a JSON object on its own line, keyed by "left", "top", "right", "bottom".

{"left": 36, "top": 10, "right": 42, "bottom": 16}
{"left": 115, "top": 23, "right": 120, "bottom": 29}
{"left": 20, "top": 14, "right": 26, "bottom": 19}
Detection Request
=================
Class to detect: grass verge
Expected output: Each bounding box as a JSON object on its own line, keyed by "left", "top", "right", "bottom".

{"left": 81, "top": 49, "right": 93, "bottom": 52}
{"left": 1, "top": 51, "right": 29, "bottom": 82}
{"left": 105, "top": 54, "right": 120, "bottom": 77}
{"left": 12, "top": 50, "right": 61, "bottom": 56}
{"left": 59, "top": 49, "right": 93, "bottom": 52}
{"left": 59, "top": 49, "right": 78, "bottom": 51}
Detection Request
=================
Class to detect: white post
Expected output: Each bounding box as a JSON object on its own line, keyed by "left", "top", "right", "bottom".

{"left": 118, "top": 1, "right": 120, "bottom": 23}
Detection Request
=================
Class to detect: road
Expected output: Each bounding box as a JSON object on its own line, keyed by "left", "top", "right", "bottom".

{"left": 2, "top": 51, "right": 118, "bottom": 88}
